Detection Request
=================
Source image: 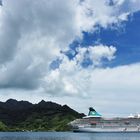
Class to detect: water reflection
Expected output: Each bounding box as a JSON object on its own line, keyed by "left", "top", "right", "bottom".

{"left": 0, "top": 132, "right": 140, "bottom": 140}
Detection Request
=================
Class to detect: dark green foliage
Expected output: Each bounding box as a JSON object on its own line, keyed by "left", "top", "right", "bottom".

{"left": 0, "top": 99, "right": 84, "bottom": 131}
{"left": 0, "top": 121, "right": 7, "bottom": 131}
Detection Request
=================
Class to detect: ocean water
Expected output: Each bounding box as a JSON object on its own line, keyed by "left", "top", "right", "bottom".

{"left": 0, "top": 132, "right": 140, "bottom": 140}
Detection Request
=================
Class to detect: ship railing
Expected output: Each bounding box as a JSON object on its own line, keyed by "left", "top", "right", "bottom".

{"left": 93, "top": 125, "right": 140, "bottom": 128}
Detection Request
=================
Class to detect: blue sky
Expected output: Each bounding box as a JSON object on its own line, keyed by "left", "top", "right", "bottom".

{"left": 66, "top": 11, "right": 140, "bottom": 68}
{"left": 0, "top": 0, "right": 140, "bottom": 116}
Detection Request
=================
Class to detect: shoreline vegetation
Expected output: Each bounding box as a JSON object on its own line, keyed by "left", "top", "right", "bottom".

{"left": 0, "top": 99, "right": 84, "bottom": 132}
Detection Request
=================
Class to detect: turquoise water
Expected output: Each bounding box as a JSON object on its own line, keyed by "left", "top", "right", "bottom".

{"left": 0, "top": 132, "right": 140, "bottom": 140}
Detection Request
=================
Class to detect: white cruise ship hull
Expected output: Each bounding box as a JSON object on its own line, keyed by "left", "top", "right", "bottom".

{"left": 73, "top": 127, "right": 140, "bottom": 133}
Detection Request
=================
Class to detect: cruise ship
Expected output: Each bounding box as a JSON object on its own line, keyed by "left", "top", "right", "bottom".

{"left": 70, "top": 107, "right": 140, "bottom": 132}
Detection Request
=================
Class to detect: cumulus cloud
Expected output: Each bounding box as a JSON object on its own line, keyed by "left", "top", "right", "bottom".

{"left": 0, "top": 0, "right": 140, "bottom": 115}
{"left": 79, "top": 0, "right": 140, "bottom": 30}
{"left": 0, "top": 0, "right": 81, "bottom": 63}
{"left": 113, "top": 0, "right": 140, "bottom": 12}
{"left": 0, "top": 0, "right": 139, "bottom": 90}
{"left": 42, "top": 61, "right": 140, "bottom": 116}
{"left": 43, "top": 45, "right": 140, "bottom": 98}
{"left": 76, "top": 0, "right": 132, "bottom": 31}
{"left": 75, "top": 45, "right": 116, "bottom": 67}
{"left": 0, "top": 0, "right": 81, "bottom": 89}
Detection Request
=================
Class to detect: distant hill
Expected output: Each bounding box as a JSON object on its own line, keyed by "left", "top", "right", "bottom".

{"left": 0, "top": 99, "right": 84, "bottom": 131}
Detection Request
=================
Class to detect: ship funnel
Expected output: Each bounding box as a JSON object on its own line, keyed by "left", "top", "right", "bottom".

{"left": 88, "top": 107, "right": 102, "bottom": 117}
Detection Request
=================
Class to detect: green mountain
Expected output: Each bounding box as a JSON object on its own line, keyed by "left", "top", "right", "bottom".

{"left": 0, "top": 99, "right": 84, "bottom": 131}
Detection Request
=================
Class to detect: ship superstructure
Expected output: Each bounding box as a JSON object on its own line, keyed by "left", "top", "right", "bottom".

{"left": 70, "top": 107, "right": 140, "bottom": 132}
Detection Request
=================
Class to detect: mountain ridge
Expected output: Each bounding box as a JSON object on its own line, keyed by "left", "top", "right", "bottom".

{"left": 0, "top": 99, "right": 84, "bottom": 131}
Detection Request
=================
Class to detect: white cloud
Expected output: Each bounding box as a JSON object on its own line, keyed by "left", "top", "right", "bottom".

{"left": 43, "top": 51, "right": 140, "bottom": 97}
{"left": 0, "top": 0, "right": 140, "bottom": 115}
{"left": 75, "top": 45, "right": 116, "bottom": 67}
{"left": 0, "top": 0, "right": 81, "bottom": 89}
{"left": 77, "top": 0, "right": 140, "bottom": 31}
{"left": 0, "top": 0, "right": 139, "bottom": 89}
{"left": 76, "top": 0, "right": 130, "bottom": 31}
{"left": 114, "top": 0, "right": 140, "bottom": 11}
{"left": 1, "top": 52, "right": 140, "bottom": 116}
{"left": 42, "top": 61, "right": 140, "bottom": 116}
